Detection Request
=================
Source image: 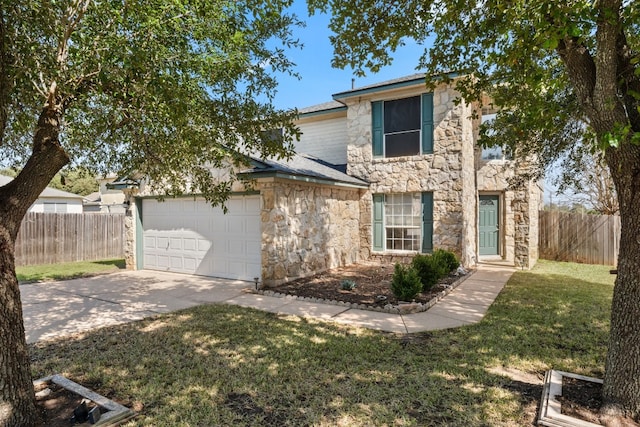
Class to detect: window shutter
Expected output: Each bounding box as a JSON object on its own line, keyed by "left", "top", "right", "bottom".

{"left": 421, "top": 93, "right": 434, "bottom": 154}
{"left": 421, "top": 192, "right": 433, "bottom": 253}
{"left": 373, "top": 194, "right": 384, "bottom": 251}
{"left": 371, "top": 101, "right": 383, "bottom": 157}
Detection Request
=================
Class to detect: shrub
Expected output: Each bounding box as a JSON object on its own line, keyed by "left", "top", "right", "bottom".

{"left": 411, "top": 254, "right": 446, "bottom": 292}
{"left": 390, "top": 263, "right": 423, "bottom": 301}
{"left": 432, "top": 249, "right": 460, "bottom": 273}
{"left": 340, "top": 279, "right": 357, "bottom": 291}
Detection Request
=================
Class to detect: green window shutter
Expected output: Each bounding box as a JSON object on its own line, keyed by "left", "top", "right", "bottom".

{"left": 373, "top": 194, "right": 384, "bottom": 251}
{"left": 421, "top": 93, "right": 434, "bottom": 154}
{"left": 421, "top": 192, "right": 433, "bottom": 253}
{"left": 372, "top": 101, "right": 383, "bottom": 157}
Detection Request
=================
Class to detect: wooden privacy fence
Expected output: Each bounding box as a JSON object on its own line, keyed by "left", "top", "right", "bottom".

{"left": 539, "top": 210, "right": 620, "bottom": 266}
{"left": 15, "top": 212, "right": 125, "bottom": 266}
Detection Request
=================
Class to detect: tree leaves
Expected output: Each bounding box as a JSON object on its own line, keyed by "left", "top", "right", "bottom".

{"left": 310, "top": 0, "right": 639, "bottom": 177}
{"left": 1, "top": 0, "right": 302, "bottom": 202}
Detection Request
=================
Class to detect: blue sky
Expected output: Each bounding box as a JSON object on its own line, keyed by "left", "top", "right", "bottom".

{"left": 271, "top": 1, "right": 429, "bottom": 110}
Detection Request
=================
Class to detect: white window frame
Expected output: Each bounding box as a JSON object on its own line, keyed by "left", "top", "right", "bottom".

{"left": 384, "top": 193, "right": 422, "bottom": 252}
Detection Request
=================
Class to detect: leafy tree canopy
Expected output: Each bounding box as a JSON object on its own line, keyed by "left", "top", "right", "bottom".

{"left": 308, "top": 0, "right": 639, "bottom": 176}
{"left": 1, "top": 0, "right": 302, "bottom": 204}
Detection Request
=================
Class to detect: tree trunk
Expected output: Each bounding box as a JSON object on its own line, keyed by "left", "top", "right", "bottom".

{"left": 0, "top": 102, "right": 69, "bottom": 426}
{"left": 602, "top": 140, "right": 640, "bottom": 418}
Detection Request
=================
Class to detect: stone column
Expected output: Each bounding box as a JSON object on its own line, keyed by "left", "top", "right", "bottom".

{"left": 122, "top": 188, "right": 139, "bottom": 270}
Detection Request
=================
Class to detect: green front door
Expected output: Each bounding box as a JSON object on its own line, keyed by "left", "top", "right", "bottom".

{"left": 479, "top": 195, "right": 499, "bottom": 256}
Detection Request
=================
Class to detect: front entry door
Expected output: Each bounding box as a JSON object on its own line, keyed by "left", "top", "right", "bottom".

{"left": 479, "top": 195, "right": 499, "bottom": 256}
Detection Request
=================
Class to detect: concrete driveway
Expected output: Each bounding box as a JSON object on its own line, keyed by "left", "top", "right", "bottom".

{"left": 20, "top": 270, "right": 251, "bottom": 343}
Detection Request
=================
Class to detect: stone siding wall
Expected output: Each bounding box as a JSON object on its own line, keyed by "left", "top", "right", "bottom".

{"left": 476, "top": 159, "right": 540, "bottom": 268}
{"left": 345, "top": 83, "right": 478, "bottom": 266}
{"left": 258, "top": 179, "right": 362, "bottom": 286}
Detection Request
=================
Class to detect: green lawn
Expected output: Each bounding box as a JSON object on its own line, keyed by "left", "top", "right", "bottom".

{"left": 29, "top": 260, "right": 614, "bottom": 426}
{"left": 17, "top": 259, "right": 125, "bottom": 283}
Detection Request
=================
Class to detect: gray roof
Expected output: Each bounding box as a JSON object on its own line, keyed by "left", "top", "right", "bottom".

{"left": 298, "top": 100, "right": 346, "bottom": 116}
{"left": 0, "top": 175, "right": 84, "bottom": 199}
{"left": 333, "top": 73, "right": 428, "bottom": 99}
{"left": 83, "top": 191, "right": 101, "bottom": 203}
{"left": 242, "top": 154, "right": 368, "bottom": 187}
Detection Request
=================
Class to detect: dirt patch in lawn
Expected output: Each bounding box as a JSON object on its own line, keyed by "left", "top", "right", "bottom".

{"left": 558, "top": 377, "right": 640, "bottom": 426}
{"left": 34, "top": 380, "right": 103, "bottom": 427}
{"left": 264, "top": 262, "right": 463, "bottom": 307}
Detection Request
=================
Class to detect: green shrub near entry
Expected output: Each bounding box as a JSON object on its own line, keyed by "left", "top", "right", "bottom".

{"left": 390, "top": 263, "right": 423, "bottom": 301}
{"left": 432, "top": 249, "right": 459, "bottom": 273}
{"left": 411, "top": 249, "right": 459, "bottom": 292}
{"left": 411, "top": 254, "right": 445, "bottom": 292}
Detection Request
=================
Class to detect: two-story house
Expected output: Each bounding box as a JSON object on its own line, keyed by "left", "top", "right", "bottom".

{"left": 126, "top": 74, "right": 542, "bottom": 285}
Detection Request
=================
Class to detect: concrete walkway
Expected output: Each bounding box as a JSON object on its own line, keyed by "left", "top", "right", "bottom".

{"left": 21, "top": 263, "right": 515, "bottom": 343}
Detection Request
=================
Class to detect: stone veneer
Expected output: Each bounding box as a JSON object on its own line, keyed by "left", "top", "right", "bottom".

{"left": 256, "top": 178, "right": 363, "bottom": 286}
{"left": 123, "top": 178, "right": 363, "bottom": 284}
{"left": 345, "top": 82, "right": 478, "bottom": 267}
{"left": 476, "top": 158, "right": 542, "bottom": 268}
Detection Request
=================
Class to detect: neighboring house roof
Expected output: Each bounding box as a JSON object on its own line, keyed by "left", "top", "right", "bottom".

{"left": 0, "top": 175, "right": 84, "bottom": 199}
{"left": 83, "top": 191, "right": 101, "bottom": 203}
{"left": 241, "top": 154, "right": 368, "bottom": 188}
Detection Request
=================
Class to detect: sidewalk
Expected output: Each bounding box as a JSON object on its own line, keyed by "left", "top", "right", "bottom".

{"left": 21, "top": 263, "right": 515, "bottom": 343}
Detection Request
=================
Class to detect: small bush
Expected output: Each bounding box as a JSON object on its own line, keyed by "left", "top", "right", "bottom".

{"left": 432, "top": 249, "right": 459, "bottom": 273}
{"left": 340, "top": 279, "right": 357, "bottom": 291}
{"left": 390, "top": 263, "right": 423, "bottom": 301}
{"left": 411, "top": 254, "right": 446, "bottom": 292}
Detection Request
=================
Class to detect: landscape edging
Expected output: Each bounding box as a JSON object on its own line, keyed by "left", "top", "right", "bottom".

{"left": 252, "top": 269, "right": 476, "bottom": 314}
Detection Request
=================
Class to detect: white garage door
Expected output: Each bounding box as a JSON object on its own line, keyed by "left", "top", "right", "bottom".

{"left": 142, "top": 195, "right": 261, "bottom": 281}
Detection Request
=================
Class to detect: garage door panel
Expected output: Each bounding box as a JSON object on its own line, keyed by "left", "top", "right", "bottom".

{"left": 142, "top": 196, "right": 261, "bottom": 281}
{"left": 228, "top": 240, "right": 245, "bottom": 256}
{"left": 198, "top": 240, "right": 211, "bottom": 251}
{"left": 156, "top": 255, "right": 170, "bottom": 269}
{"left": 226, "top": 198, "right": 243, "bottom": 211}
{"left": 183, "top": 238, "right": 197, "bottom": 251}
{"left": 228, "top": 217, "right": 244, "bottom": 233}
{"left": 183, "top": 257, "right": 198, "bottom": 271}
{"left": 170, "top": 256, "right": 183, "bottom": 269}
{"left": 144, "top": 236, "right": 157, "bottom": 249}
{"left": 245, "top": 197, "right": 260, "bottom": 211}
{"left": 157, "top": 237, "right": 169, "bottom": 249}
{"left": 169, "top": 237, "right": 182, "bottom": 250}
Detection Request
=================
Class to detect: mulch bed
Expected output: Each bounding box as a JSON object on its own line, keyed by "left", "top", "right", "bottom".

{"left": 264, "top": 262, "right": 462, "bottom": 307}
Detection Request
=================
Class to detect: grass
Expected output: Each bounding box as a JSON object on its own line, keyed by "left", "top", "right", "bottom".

{"left": 17, "top": 259, "right": 125, "bottom": 283}
{"left": 29, "top": 260, "right": 614, "bottom": 426}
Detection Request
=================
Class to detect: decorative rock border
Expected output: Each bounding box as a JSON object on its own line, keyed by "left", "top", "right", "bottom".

{"left": 33, "top": 374, "right": 135, "bottom": 426}
{"left": 253, "top": 269, "right": 475, "bottom": 315}
{"left": 538, "top": 370, "right": 603, "bottom": 427}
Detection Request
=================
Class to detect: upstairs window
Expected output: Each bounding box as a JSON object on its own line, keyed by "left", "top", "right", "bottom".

{"left": 384, "top": 96, "right": 421, "bottom": 157}
{"left": 480, "top": 113, "right": 512, "bottom": 161}
{"left": 372, "top": 93, "right": 434, "bottom": 158}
